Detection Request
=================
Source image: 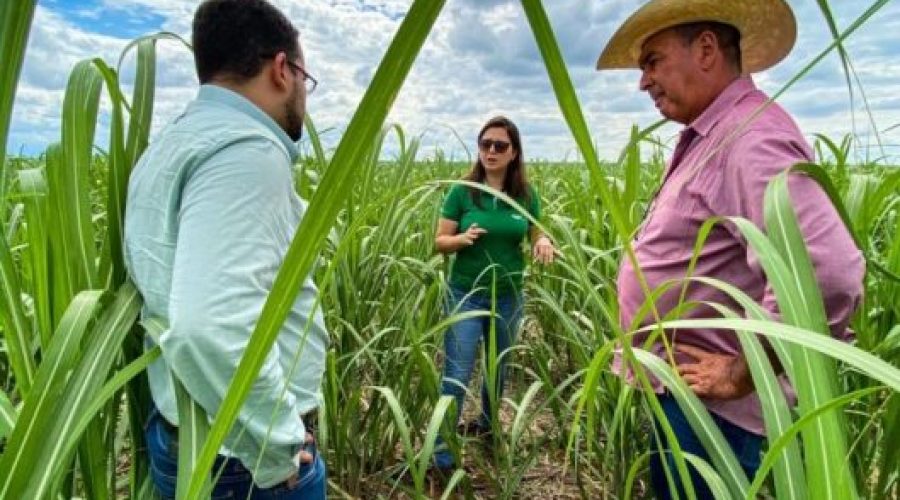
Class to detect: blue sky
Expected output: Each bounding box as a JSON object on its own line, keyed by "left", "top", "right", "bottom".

{"left": 8, "top": 0, "right": 900, "bottom": 163}
{"left": 41, "top": 0, "right": 167, "bottom": 39}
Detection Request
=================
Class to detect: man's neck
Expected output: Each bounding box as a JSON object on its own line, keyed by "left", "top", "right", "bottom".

{"left": 209, "top": 79, "right": 280, "bottom": 124}
{"left": 688, "top": 72, "right": 741, "bottom": 125}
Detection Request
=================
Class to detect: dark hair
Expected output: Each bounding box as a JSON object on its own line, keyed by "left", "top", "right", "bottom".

{"left": 464, "top": 116, "right": 529, "bottom": 208}
{"left": 671, "top": 21, "right": 742, "bottom": 72}
{"left": 192, "top": 0, "right": 300, "bottom": 84}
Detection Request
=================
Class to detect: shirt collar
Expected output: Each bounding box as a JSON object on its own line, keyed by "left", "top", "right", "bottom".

{"left": 196, "top": 84, "right": 299, "bottom": 162}
{"left": 688, "top": 75, "right": 757, "bottom": 138}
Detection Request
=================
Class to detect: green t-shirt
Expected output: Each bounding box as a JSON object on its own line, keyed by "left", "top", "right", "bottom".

{"left": 440, "top": 183, "right": 541, "bottom": 295}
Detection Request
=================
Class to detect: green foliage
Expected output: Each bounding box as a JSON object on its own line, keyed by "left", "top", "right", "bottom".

{"left": 0, "top": 0, "right": 36, "bottom": 200}
{"left": 0, "top": 1, "right": 898, "bottom": 499}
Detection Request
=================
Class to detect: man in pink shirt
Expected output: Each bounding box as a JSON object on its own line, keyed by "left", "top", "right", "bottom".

{"left": 597, "top": 1, "right": 864, "bottom": 498}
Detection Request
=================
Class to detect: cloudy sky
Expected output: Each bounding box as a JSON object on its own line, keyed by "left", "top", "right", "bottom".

{"left": 8, "top": 0, "right": 900, "bottom": 163}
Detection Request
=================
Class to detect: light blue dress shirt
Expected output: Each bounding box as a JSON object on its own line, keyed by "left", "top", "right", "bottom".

{"left": 124, "top": 85, "right": 329, "bottom": 487}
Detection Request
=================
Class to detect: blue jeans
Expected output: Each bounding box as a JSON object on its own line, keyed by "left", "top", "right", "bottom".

{"left": 434, "top": 286, "right": 523, "bottom": 469}
{"left": 650, "top": 394, "right": 763, "bottom": 500}
{"left": 145, "top": 407, "right": 327, "bottom": 499}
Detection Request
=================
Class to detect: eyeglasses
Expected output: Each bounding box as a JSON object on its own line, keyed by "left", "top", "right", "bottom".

{"left": 261, "top": 52, "right": 318, "bottom": 94}
{"left": 286, "top": 59, "right": 318, "bottom": 94}
{"left": 478, "top": 139, "right": 511, "bottom": 154}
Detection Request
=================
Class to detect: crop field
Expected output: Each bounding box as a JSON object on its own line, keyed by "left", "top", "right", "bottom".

{"left": 1, "top": 1, "right": 899, "bottom": 499}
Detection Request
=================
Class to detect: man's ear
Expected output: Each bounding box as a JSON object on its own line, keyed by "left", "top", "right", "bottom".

{"left": 269, "top": 52, "right": 292, "bottom": 92}
{"left": 695, "top": 30, "right": 719, "bottom": 71}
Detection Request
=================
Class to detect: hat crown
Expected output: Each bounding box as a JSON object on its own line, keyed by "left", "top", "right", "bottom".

{"left": 596, "top": 0, "right": 797, "bottom": 73}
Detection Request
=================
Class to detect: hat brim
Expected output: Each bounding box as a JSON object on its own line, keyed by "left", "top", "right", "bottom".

{"left": 596, "top": 0, "right": 796, "bottom": 73}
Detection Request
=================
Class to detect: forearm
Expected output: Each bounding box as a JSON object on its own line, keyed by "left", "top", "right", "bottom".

{"left": 435, "top": 233, "right": 467, "bottom": 254}
{"left": 727, "top": 135, "right": 863, "bottom": 343}
{"left": 162, "top": 308, "right": 305, "bottom": 486}
{"left": 529, "top": 225, "right": 546, "bottom": 244}
{"left": 277, "top": 285, "right": 330, "bottom": 411}
{"left": 756, "top": 173, "right": 864, "bottom": 339}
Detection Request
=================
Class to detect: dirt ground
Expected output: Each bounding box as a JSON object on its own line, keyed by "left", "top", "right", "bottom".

{"left": 353, "top": 319, "right": 649, "bottom": 499}
{"left": 355, "top": 401, "right": 650, "bottom": 499}
{"left": 355, "top": 370, "right": 649, "bottom": 499}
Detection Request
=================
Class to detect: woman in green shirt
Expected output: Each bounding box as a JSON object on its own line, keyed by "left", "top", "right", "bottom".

{"left": 432, "top": 116, "right": 557, "bottom": 470}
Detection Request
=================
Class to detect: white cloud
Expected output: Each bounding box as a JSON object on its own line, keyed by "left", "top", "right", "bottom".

{"left": 8, "top": 0, "right": 900, "bottom": 163}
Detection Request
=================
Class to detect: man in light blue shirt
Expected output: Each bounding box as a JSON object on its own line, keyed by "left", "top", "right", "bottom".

{"left": 124, "top": 0, "right": 328, "bottom": 497}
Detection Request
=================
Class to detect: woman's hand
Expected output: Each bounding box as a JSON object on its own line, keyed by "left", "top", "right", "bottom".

{"left": 532, "top": 235, "right": 558, "bottom": 264}
{"left": 435, "top": 218, "right": 483, "bottom": 254}
{"left": 457, "top": 223, "right": 487, "bottom": 246}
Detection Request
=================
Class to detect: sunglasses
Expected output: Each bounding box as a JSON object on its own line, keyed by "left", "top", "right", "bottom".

{"left": 478, "top": 139, "right": 511, "bottom": 154}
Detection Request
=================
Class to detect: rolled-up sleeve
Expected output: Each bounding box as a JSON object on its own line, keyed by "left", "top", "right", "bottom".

{"left": 162, "top": 138, "right": 304, "bottom": 487}
{"left": 722, "top": 129, "right": 865, "bottom": 339}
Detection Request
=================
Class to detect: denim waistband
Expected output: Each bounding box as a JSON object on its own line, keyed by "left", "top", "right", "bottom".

{"left": 150, "top": 404, "right": 319, "bottom": 435}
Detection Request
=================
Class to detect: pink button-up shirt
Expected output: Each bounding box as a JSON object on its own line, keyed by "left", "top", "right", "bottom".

{"left": 616, "top": 76, "right": 864, "bottom": 435}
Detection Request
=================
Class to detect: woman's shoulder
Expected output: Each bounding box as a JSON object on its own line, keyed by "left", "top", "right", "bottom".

{"left": 448, "top": 181, "right": 468, "bottom": 191}
{"left": 446, "top": 181, "right": 470, "bottom": 198}
{"left": 442, "top": 181, "right": 475, "bottom": 209}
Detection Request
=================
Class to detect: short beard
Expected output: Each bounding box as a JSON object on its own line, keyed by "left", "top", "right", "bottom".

{"left": 285, "top": 86, "right": 304, "bottom": 141}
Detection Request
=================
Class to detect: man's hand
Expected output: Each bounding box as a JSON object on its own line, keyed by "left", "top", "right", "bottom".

{"left": 298, "top": 432, "right": 315, "bottom": 464}
{"left": 675, "top": 344, "right": 754, "bottom": 400}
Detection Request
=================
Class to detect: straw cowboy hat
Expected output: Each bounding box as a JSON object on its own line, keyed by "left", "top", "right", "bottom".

{"left": 596, "top": 0, "right": 796, "bottom": 73}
